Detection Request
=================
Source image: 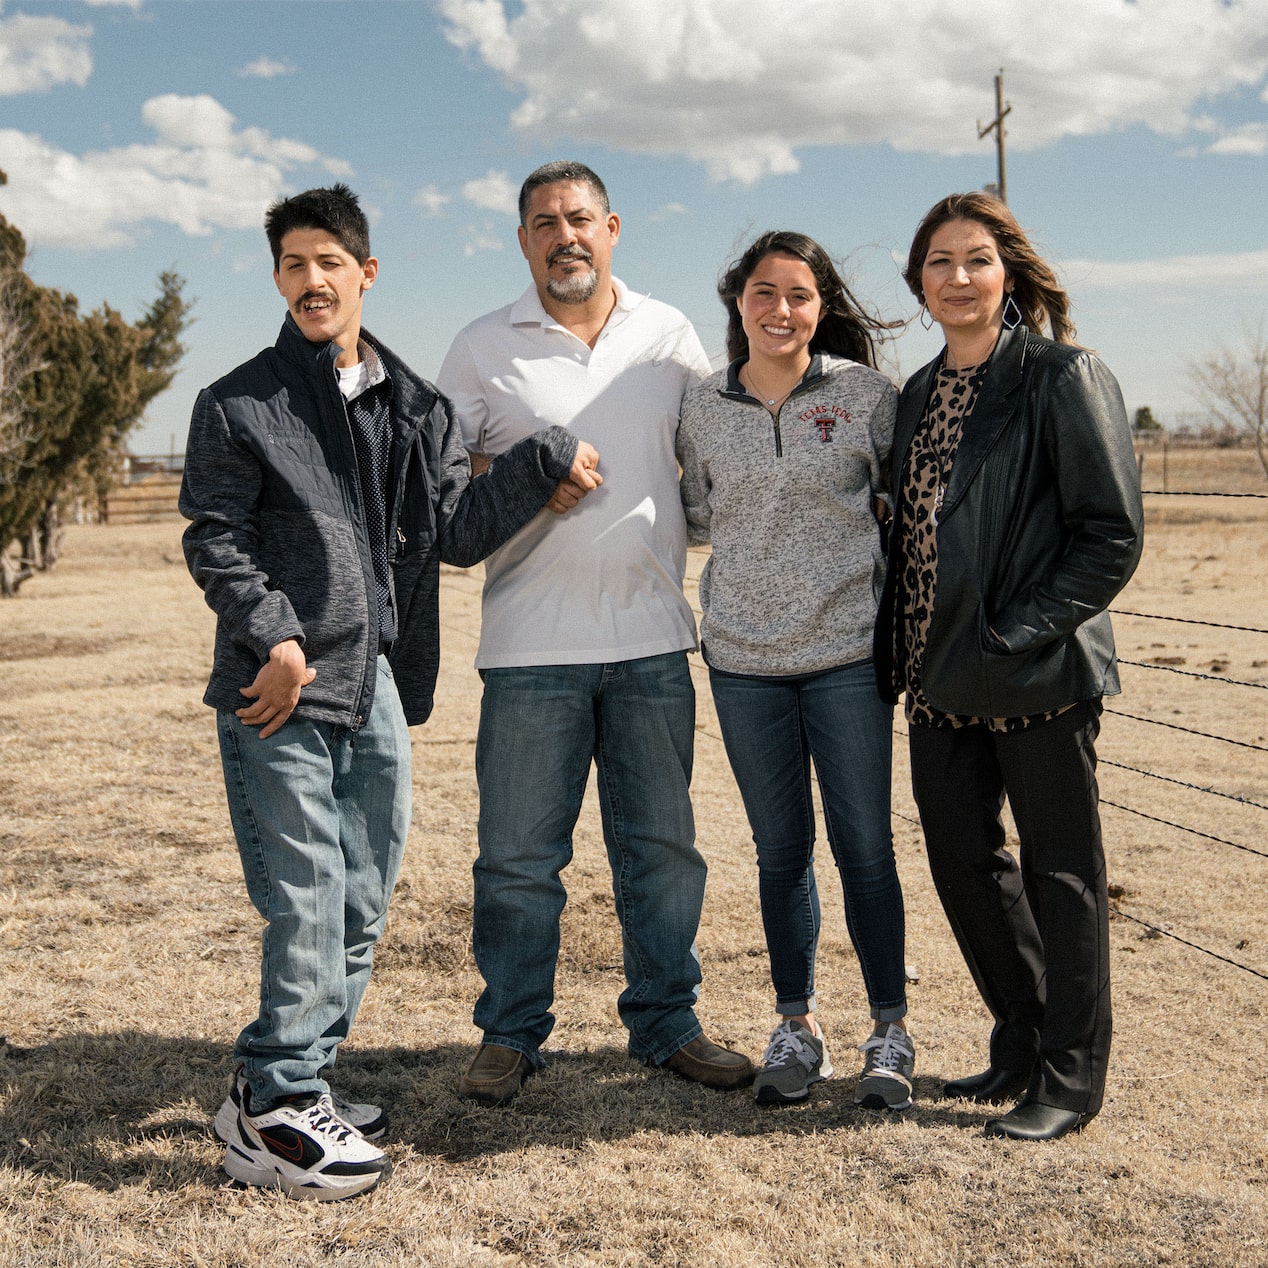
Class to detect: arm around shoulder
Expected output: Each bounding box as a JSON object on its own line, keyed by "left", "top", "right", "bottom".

{"left": 433, "top": 392, "right": 582, "bottom": 566}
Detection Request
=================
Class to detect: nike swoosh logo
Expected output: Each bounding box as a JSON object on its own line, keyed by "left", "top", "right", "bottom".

{"left": 260, "top": 1127, "right": 306, "bottom": 1162}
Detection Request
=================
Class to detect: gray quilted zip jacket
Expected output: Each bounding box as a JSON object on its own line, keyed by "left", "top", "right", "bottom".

{"left": 181, "top": 315, "right": 578, "bottom": 727}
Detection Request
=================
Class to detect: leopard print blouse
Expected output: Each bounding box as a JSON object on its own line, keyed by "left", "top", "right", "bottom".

{"left": 895, "top": 362, "right": 1065, "bottom": 733}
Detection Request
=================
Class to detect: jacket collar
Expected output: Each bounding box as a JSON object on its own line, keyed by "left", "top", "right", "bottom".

{"left": 276, "top": 310, "right": 343, "bottom": 377}
{"left": 719, "top": 351, "right": 831, "bottom": 403}
{"left": 895, "top": 325, "right": 1031, "bottom": 517}
{"left": 273, "top": 312, "right": 438, "bottom": 443}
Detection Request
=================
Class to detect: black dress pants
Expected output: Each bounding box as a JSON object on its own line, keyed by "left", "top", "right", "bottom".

{"left": 908, "top": 699, "right": 1111, "bottom": 1115}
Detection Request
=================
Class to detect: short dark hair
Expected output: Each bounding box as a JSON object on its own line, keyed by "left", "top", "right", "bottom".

{"left": 718, "top": 230, "right": 898, "bottom": 368}
{"left": 903, "top": 192, "right": 1075, "bottom": 345}
{"left": 264, "top": 183, "right": 371, "bottom": 269}
{"left": 518, "top": 161, "right": 610, "bottom": 227}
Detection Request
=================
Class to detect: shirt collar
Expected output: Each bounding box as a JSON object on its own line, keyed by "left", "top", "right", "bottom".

{"left": 509, "top": 276, "right": 643, "bottom": 331}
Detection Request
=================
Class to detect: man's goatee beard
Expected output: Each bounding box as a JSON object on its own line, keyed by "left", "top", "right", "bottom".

{"left": 547, "top": 269, "right": 599, "bottom": 305}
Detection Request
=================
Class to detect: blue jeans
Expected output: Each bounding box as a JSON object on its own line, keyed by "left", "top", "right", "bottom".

{"left": 709, "top": 659, "right": 907, "bottom": 1022}
{"left": 216, "top": 656, "right": 411, "bottom": 1108}
{"left": 472, "top": 651, "right": 705, "bottom": 1067}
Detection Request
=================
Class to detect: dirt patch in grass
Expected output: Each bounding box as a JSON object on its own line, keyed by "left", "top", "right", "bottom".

{"left": 0, "top": 634, "right": 117, "bottom": 662}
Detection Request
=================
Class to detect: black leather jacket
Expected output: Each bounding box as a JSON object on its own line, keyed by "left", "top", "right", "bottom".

{"left": 181, "top": 315, "right": 577, "bottom": 728}
{"left": 874, "top": 325, "right": 1144, "bottom": 718}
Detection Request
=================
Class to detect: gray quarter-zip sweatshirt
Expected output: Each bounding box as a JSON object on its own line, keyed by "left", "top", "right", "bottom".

{"left": 676, "top": 352, "right": 896, "bottom": 676}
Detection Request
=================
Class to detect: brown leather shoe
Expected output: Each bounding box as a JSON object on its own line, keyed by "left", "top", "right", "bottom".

{"left": 660, "top": 1035, "right": 755, "bottom": 1090}
{"left": 458, "top": 1044, "right": 532, "bottom": 1105}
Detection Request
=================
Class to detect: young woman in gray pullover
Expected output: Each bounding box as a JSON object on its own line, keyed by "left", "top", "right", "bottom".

{"left": 677, "top": 231, "right": 916, "bottom": 1110}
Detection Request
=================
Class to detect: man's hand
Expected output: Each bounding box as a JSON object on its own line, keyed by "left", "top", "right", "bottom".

{"left": 469, "top": 451, "right": 491, "bottom": 477}
{"left": 546, "top": 441, "right": 602, "bottom": 515}
{"left": 236, "top": 638, "right": 315, "bottom": 739}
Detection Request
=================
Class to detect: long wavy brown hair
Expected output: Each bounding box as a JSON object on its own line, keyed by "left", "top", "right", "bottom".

{"left": 719, "top": 230, "right": 899, "bottom": 368}
{"left": 902, "top": 192, "right": 1075, "bottom": 345}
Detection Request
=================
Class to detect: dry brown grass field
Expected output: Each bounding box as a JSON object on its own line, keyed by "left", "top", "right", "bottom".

{"left": 1, "top": 446, "right": 1265, "bottom": 1267}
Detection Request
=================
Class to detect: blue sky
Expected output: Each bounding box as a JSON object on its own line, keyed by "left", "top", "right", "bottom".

{"left": 1, "top": 0, "right": 1266, "bottom": 455}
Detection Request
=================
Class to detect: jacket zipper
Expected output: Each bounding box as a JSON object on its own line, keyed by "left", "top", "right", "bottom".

{"left": 772, "top": 378, "right": 822, "bottom": 458}
{"left": 331, "top": 370, "right": 377, "bottom": 733}
{"left": 720, "top": 363, "right": 824, "bottom": 461}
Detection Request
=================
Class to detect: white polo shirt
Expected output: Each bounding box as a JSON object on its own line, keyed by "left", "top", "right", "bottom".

{"left": 437, "top": 278, "right": 711, "bottom": 668}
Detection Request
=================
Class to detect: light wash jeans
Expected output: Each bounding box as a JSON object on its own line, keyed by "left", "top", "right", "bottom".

{"left": 216, "top": 656, "right": 411, "bottom": 1108}
{"left": 471, "top": 651, "right": 705, "bottom": 1067}
{"left": 709, "top": 658, "right": 907, "bottom": 1023}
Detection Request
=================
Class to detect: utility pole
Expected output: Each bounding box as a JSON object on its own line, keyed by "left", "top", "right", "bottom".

{"left": 977, "top": 69, "right": 1011, "bottom": 204}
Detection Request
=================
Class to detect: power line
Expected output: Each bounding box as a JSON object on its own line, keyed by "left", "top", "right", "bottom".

{"left": 977, "top": 69, "right": 1011, "bottom": 204}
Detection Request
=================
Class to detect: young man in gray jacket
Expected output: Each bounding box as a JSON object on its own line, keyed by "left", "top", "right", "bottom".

{"left": 180, "top": 184, "right": 599, "bottom": 1201}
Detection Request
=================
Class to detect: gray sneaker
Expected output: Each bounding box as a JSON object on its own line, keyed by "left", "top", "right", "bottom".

{"left": 854, "top": 1022, "right": 916, "bottom": 1110}
{"left": 753, "top": 1019, "right": 834, "bottom": 1105}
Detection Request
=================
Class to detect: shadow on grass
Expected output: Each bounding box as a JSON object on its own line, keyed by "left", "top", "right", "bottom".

{"left": 0, "top": 1032, "right": 994, "bottom": 1190}
{"left": 403, "top": 1043, "right": 997, "bottom": 1162}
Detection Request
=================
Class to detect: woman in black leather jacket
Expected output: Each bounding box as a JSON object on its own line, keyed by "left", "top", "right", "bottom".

{"left": 875, "top": 192, "right": 1143, "bottom": 1140}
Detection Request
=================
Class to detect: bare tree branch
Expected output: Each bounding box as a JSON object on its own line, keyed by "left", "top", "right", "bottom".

{"left": 1188, "top": 317, "right": 1268, "bottom": 481}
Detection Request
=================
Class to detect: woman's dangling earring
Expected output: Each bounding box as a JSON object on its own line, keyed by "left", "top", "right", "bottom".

{"left": 1002, "top": 292, "right": 1023, "bottom": 330}
{"left": 919, "top": 303, "right": 933, "bottom": 331}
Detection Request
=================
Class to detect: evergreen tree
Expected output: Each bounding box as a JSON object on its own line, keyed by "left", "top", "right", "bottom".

{"left": 0, "top": 168, "right": 191, "bottom": 595}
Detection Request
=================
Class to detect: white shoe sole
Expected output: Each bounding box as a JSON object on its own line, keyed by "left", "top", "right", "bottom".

{"left": 854, "top": 1078, "right": 913, "bottom": 1111}
{"left": 222, "top": 1142, "right": 388, "bottom": 1201}
{"left": 753, "top": 1059, "right": 834, "bottom": 1105}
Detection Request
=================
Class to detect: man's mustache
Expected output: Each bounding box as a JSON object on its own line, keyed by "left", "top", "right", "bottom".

{"left": 547, "top": 247, "right": 593, "bottom": 266}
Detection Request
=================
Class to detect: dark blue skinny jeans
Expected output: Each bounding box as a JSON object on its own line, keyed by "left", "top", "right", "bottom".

{"left": 709, "top": 658, "right": 907, "bottom": 1023}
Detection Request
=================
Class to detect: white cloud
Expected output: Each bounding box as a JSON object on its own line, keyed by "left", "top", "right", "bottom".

{"left": 413, "top": 184, "right": 451, "bottom": 215}
{"left": 82, "top": 0, "right": 144, "bottom": 8}
{"left": 1061, "top": 248, "right": 1268, "bottom": 292}
{"left": 438, "top": 0, "right": 1268, "bottom": 183}
{"left": 461, "top": 169, "right": 517, "bottom": 216}
{"left": 650, "top": 202, "right": 688, "bottom": 221}
{"left": 463, "top": 227, "right": 505, "bottom": 257}
{"left": 0, "top": 9, "right": 92, "bottom": 96}
{"left": 240, "top": 56, "right": 294, "bottom": 79}
{"left": 0, "top": 94, "right": 353, "bottom": 249}
{"left": 1206, "top": 123, "right": 1268, "bottom": 156}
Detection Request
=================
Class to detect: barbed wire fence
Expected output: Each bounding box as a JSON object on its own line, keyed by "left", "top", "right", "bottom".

{"left": 693, "top": 475, "right": 1268, "bottom": 984}
{"left": 1095, "top": 487, "right": 1266, "bottom": 981}
{"left": 444, "top": 476, "right": 1268, "bottom": 986}
{"left": 880, "top": 486, "right": 1268, "bottom": 983}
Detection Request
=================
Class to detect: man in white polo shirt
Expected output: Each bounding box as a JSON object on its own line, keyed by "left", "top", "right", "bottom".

{"left": 437, "top": 160, "right": 753, "bottom": 1103}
